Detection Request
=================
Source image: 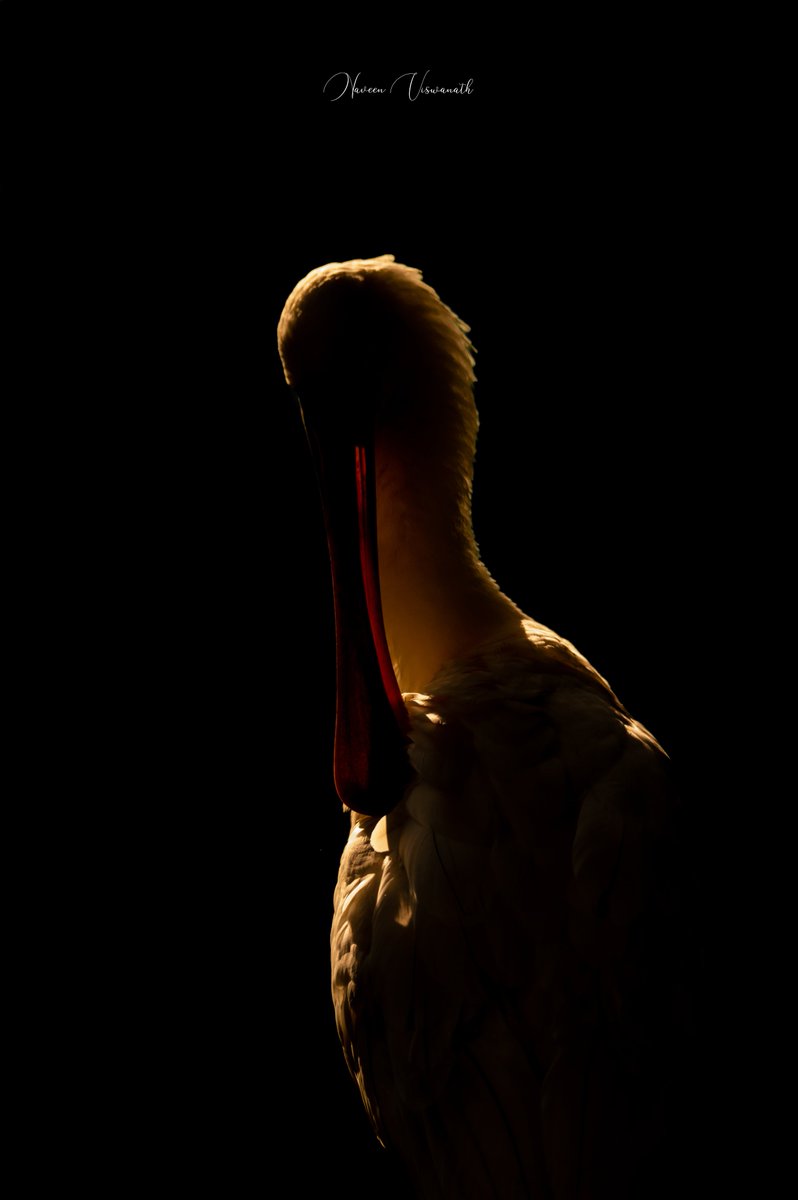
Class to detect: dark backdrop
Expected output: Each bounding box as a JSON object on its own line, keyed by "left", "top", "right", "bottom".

{"left": 19, "top": 34, "right": 763, "bottom": 1197}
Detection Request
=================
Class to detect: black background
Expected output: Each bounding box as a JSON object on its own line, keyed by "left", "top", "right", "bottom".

{"left": 9, "top": 26, "right": 772, "bottom": 1196}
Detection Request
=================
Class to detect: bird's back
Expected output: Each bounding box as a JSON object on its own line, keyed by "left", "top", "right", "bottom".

{"left": 331, "top": 622, "right": 696, "bottom": 1199}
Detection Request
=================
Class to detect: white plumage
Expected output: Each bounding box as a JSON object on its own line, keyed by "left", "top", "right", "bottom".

{"left": 278, "top": 256, "right": 693, "bottom": 1199}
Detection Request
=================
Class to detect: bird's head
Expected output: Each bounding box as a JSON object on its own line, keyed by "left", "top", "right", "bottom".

{"left": 278, "top": 255, "right": 477, "bottom": 456}
{"left": 279, "top": 260, "right": 390, "bottom": 387}
{"left": 277, "top": 257, "right": 416, "bottom": 816}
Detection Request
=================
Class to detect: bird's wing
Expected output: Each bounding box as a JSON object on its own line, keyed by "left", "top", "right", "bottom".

{"left": 331, "top": 634, "right": 695, "bottom": 1199}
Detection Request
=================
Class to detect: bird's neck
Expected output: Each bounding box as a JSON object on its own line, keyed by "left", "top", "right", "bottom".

{"left": 375, "top": 445, "right": 522, "bottom": 695}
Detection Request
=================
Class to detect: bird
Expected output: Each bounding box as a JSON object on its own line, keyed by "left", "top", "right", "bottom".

{"left": 277, "top": 255, "right": 698, "bottom": 1199}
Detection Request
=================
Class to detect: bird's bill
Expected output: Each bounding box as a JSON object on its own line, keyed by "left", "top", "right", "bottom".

{"left": 300, "top": 409, "right": 412, "bottom": 817}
